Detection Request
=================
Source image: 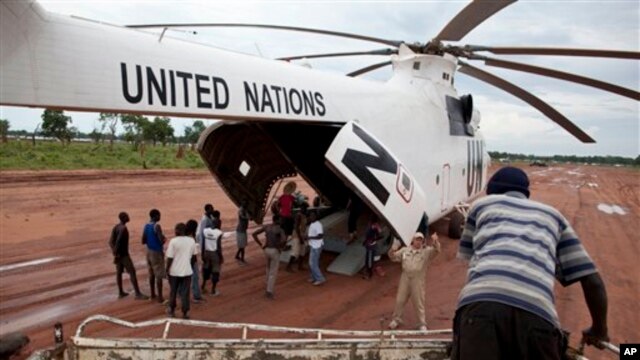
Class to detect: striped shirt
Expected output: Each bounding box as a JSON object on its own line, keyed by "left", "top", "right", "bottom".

{"left": 457, "top": 191, "right": 597, "bottom": 328}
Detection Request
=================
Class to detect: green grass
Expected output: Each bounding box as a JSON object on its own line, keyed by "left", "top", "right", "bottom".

{"left": 0, "top": 140, "right": 205, "bottom": 170}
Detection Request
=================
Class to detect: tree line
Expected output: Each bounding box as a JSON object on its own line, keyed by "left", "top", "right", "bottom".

{"left": 0, "top": 110, "right": 207, "bottom": 149}
{"left": 2, "top": 113, "right": 637, "bottom": 166}
{"left": 489, "top": 151, "right": 640, "bottom": 167}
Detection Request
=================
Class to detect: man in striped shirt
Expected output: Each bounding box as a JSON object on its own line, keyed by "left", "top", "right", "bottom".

{"left": 451, "top": 166, "right": 609, "bottom": 360}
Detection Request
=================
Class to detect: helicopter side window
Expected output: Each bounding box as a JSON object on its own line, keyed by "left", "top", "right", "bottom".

{"left": 445, "top": 95, "right": 474, "bottom": 137}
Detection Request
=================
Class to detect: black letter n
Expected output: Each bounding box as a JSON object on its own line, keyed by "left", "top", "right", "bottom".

{"left": 341, "top": 123, "right": 398, "bottom": 205}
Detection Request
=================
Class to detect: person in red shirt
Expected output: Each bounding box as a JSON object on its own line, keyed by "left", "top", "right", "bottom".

{"left": 278, "top": 181, "right": 296, "bottom": 240}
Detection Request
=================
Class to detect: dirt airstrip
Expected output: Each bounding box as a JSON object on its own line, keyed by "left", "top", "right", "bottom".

{"left": 0, "top": 165, "right": 638, "bottom": 359}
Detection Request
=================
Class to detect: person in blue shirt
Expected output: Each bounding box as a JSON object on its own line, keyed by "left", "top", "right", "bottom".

{"left": 142, "top": 209, "right": 167, "bottom": 303}
{"left": 184, "top": 219, "right": 203, "bottom": 303}
{"left": 361, "top": 215, "right": 382, "bottom": 280}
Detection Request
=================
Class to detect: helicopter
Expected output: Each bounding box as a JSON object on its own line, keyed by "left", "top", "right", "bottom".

{"left": 1, "top": 0, "right": 638, "bottom": 248}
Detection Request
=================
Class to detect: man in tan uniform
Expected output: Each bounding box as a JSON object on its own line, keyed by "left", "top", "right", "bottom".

{"left": 388, "top": 232, "right": 440, "bottom": 331}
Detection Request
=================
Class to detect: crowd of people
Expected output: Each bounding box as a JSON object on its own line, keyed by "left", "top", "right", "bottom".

{"left": 108, "top": 167, "right": 610, "bottom": 358}
{"left": 108, "top": 181, "right": 329, "bottom": 318}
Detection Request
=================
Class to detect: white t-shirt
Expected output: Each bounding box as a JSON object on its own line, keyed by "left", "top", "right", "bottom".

{"left": 203, "top": 228, "right": 223, "bottom": 252}
{"left": 308, "top": 221, "right": 324, "bottom": 249}
{"left": 166, "top": 236, "right": 197, "bottom": 277}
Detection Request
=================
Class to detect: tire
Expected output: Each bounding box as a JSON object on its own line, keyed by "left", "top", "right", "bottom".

{"left": 448, "top": 211, "right": 465, "bottom": 239}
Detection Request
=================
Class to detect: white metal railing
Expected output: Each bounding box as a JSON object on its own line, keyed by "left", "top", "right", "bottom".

{"left": 75, "top": 314, "right": 453, "bottom": 342}
{"left": 63, "top": 315, "right": 615, "bottom": 360}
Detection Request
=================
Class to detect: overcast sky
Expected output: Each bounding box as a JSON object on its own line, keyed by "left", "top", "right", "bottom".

{"left": 1, "top": 0, "right": 638, "bottom": 157}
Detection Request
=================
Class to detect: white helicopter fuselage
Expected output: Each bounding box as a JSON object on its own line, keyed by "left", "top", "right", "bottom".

{"left": 0, "top": 0, "right": 489, "bottom": 244}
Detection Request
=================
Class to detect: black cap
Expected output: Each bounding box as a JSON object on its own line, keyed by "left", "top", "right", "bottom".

{"left": 486, "top": 166, "right": 530, "bottom": 198}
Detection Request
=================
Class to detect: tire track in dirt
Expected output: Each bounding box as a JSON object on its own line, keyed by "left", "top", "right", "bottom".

{"left": 555, "top": 167, "right": 640, "bottom": 355}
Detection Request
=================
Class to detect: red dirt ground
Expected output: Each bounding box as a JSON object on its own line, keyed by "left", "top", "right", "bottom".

{"left": 0, "top": 165, "right": 638, "bottom": 359}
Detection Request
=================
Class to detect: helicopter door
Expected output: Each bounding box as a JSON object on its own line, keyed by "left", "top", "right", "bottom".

{"left": 325, "top": 121, "right": 428, "bottom": 246}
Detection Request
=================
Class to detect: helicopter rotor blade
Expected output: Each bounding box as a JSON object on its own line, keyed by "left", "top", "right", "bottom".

{"left": 127, "top": 23, "right": 403, "bottom": 47}
{"left": 458, "top": 61, "right": 595, "bottom": 143}
{"left": 433, "top": 0, "right": 517, "bottom": 42}
{"left": 278, "top": 48, "right": 397, "bottom": 61}
{"left": 468, "top": 46, "right": 640, "bottom": 59}
{"left": 346, "top": 61, "right": 392, "bottom": 77}
{"left": 471, "top": 57, "right": 640, "bottom": 101}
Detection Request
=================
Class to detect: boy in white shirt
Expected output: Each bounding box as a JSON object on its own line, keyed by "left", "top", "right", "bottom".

{"left": 306, "top": 211, "right": 326, "bottom": 285}
{"left": 165, "top": 223, "right": 198, "bottom": 319}
{"left": 202, "top": 224, "right": 226, "bottom": 296}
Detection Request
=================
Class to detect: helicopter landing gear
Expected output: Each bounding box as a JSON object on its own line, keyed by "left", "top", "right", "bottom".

{"left": 448, "top": 203, "right": 469, "bottom": 239}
